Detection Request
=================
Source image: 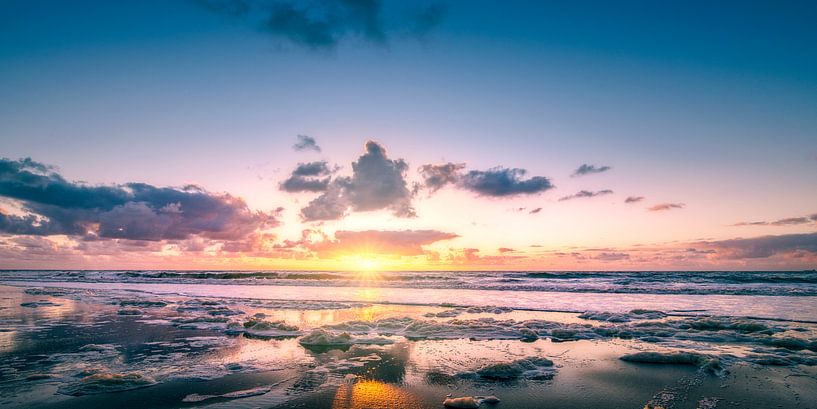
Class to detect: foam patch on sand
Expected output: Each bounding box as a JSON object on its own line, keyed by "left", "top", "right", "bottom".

{"left": 425, "top": 306, "right": 514, "bottom": 318}
{"left": 579, "top": 309, "right": 666, "bottom": 322}
{"left": 58, "top": 372, "right": 157, "bottom": 395}
{"left": 226, "top": 319, "right": 302, "bottom": 339}
{"left": 620, "top": 351, "right": 727, "bottom": 376}
{"left": 461, "top": 357, "right": 556, "bottom": 381}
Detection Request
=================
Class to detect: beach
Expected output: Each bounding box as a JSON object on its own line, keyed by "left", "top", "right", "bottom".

{"left": 2, "top": 271, "right": 817, "bottom": 409}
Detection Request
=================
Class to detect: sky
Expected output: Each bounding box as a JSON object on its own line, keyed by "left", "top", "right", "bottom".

{"left": 1, "top": 0, "right": 816, "bottom": 271}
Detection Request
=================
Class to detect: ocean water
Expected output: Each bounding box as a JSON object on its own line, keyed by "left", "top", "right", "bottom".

{"left": 2, "top": 271, "right": 817, "bottom": 408}
{"left": 2, "top": 269, "right": 817, "bottom": 321}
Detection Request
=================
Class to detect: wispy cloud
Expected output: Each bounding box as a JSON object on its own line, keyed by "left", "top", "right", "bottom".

{"left": 306, "top": 229, "right": 458, "bottom": 257}
{"left": 648, "top": 203, "right": 685, "bottom": 211}
{"left": 732, "top": 214, "right": 817, "bottom": 227}
{"left": 558, "top": 189, "right": 613, "bottom": 201}
{"left": 196, "top": 0, "right": 446, "bottom": 51}
{"left": 700, "top": 232, "right": 817, "bottom": 259}
{"left": 624, "top": 196, "right": 644, "bottom": 204}
{"left": 571, "top": 164, "right": 611, "bottom": 177}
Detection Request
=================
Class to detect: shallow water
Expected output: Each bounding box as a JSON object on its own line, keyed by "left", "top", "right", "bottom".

{"left": 2, "top": 272, "right": 817, "bottom": 408}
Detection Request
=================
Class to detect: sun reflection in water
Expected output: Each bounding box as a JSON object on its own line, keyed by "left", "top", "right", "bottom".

{"left": 331, "top": 379, "right": 422, "bottom": 409}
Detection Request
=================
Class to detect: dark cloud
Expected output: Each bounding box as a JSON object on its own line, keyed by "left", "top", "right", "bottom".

{"left": 702, "top": 232, "right": 817, "bottom": 259}
{"left": 529, "top": 207, "right": 542, "bottom": 214}
{"left": 280, "top": 161, "right": 332, "bottom": 193}
{"left": 418, "top": 162, "right": 553, "bottom": 197}
{"left": 0, "top": 158, "right": 276, "bottom": 241}
{"left": 197, "top": 0, "right": 445, "bottom": 50}
{"left": 300, "top": 141, "right": 415, "bottom": 221}
{"left": 460, "top": 167, "right": 554, "bottom": 197}
{"left": 571, "top": 164, "right": 612, "bottom": 177}
{"left": 648, "top": 203, "right": 685, "bottom": 211}
{"left": 558, "top": 189, "right": 613, "bottom": 201}
{"left": 733, "top": 214, "right": 817, "bottom": 227}
{"left": 418, "top": 162, "right": 465, "bottom": 193}
{"left": 307, "top": 229, "right": 458, "bottom": 257}
{"left": 293, "top": 134, "right": 321, "bottom": 152}
{"left": 624, "top": 196, "right": 644, "bottom": 204}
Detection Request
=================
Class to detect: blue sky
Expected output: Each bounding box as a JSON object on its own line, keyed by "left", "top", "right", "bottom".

{"left": 1, "top": 0, "right": 816, "bottom": 269}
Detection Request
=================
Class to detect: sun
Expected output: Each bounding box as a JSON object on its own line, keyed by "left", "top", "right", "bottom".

{"left": 357, "top": 258, "right": 379, "bottom": 271}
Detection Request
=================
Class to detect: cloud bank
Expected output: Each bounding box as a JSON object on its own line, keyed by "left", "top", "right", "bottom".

{"left": 0, "top": 158, "right": 277, "bottom": 241}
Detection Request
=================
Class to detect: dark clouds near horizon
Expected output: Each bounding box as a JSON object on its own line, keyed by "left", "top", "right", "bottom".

{"left": 0, "top": 158, "right": 277, "bottom": 241}
{"left": 702, "top": 232, "right": 817, "bottom": 259}
{"left": 733, "top": 214, "right": 817, "bottom": 227}
{"left": 197, "top": 0, "right": 446, "bottom": 50}
{"left": 419, "top": 162, "right": 554, "bottom": 197}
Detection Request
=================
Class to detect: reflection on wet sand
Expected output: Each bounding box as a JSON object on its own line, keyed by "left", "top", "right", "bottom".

{"left": 1, "top": 284, "right": 816, "bottom": 409}
{"left": 332, "top": 379, "right": 423, "bottom": 409}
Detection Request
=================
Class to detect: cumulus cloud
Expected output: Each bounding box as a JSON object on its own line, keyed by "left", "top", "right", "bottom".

{"left": 197, "top": 0, "right": 445, "bottom": 50}
{"left": 280, "top": 161, "right": 332, "bottom": 192}
{"left": 418, "top": 162, "right": 465, "bottom": 193}
{"left": 648, "top": 203, "right": 685, "bottom": 211}
{"left": 571, "top": 164, "right": 611, "bottom": 177}
{"left": 732, "top": 214, "right": 817, "bottom": 227}
{"left": 701, "top": 232, "right": 817, "bottom": 259}
{"left": 307, "top": 229, "right": 458, "bottom": 257}
{"left": 558, "top": 189, "right": 613, "bottom": 201}
{"left": 299, "top": 141, "right": 415, "bottom": 221}
{"left": 0, "top": 158, "right": 277, "bottom": 241}
{"left": 624, "top": 196, "right": 644, "bottom": 204}
{"left": 293, "top": 134, "right": 321, "bottom": 152}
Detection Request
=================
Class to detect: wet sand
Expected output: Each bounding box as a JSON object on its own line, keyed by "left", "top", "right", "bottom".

{"left": 2, "top": 284, "right": 817, "bottom": 409}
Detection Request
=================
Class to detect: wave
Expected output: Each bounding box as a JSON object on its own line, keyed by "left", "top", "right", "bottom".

{"left": 2, "top": 270, "right": 817, "bottom": 297}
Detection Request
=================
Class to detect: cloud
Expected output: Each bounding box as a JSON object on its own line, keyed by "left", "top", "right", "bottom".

{"left": 648, "top": 203, "right": 685, "bottom": 211}
{"left": 0, "top": 158, "right": 277, "bottom": 241}
{"left": 460, "top": 167, "right": 554, "bottom": 197}
{"left": 624, "top": 196, "right": 644, "bottom": 204}
{"left": 558, "top": 189, "right": 613, "bottom": 201}
{"left": 197, "top": 0, "right": 445, "bottom": 50}
{"left": 307, "top": 229, "right": 458, "bottom": 257}
{"left": 418, "top": 162, "right": 554, "bottom": 197}
{"left": 571, "top": 164, "right": 611, "bottom": 177}
{"left": 299, "top": 141, "right": 415, "bottom": 221}
{"left": 701, "top": 232, "right": 817, "bottom": 259}
{"left": 280, "top": 161, "right": 332, "bottom": 192}
{"left": 529, "top": 207, "right": 542, "bottom": 214}
{"left": 498, "top": 247, "right": 515, "bottom": 253}
{"left": 418, "top": 162, "right": 465, "bottom": 193}
{"left": 293, "top": 134, "right": 321, "bottom": 152}
{"left": 732, "top": 214, "right": 817, "bottom": 227}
